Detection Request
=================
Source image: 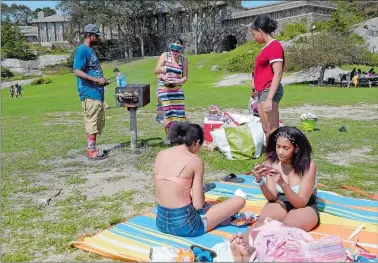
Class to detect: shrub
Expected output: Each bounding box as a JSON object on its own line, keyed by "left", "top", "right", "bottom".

{"left": 222, "top": 41, "right": 262, "bottom": 73}
{"left": 278, "top": 22, "right": 308, "bottom": 41}
{"left": 349, "top": 33, "right": 365, "bottom": 45}
{"left": 42, "top": 63, "right": 72, "bottom": 75}
{"left": 29, "top": 43, "right": 71, "bottom": 55}
{"left": 31, "top": 77, "right": 52, "bottom": 86}
{"left": 66, "top": 51, "right": 75, "bottom": 69}
{"left": 1, "top": 68, "right": 14, "bottom": 78}
{"left": 369, "top": 53, "right": 378, "bottom": 66}
{"left": 1, "top": 20, "right": 38, "bottom": 60}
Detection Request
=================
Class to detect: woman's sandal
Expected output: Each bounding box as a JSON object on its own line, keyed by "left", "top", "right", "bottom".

{"left": 222, "top": 173, "right": 245, "bottom": 183}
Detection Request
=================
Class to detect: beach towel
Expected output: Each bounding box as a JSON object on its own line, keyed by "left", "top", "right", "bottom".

{"left": 70, "top": 175, "right": 378, "bottom": 262}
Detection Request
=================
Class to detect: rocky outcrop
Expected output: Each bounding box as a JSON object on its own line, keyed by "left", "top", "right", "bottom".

{"left": 351, "top": 17, "right": 378, "bottom": 40}
{"left": 1, "top": 54, "right": 70, "bottom": 75}
{"left": 214, "top": 67, "right": 349, "bottom": 87}
{"left": 351, "top": 17, "right": 378, "bottom": 52}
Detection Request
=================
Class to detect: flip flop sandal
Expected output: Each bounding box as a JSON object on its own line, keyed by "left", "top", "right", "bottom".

{"left": 222, "top": 173, "right": 245, "bottom": 183}
{"left": 203, "top": 183, "right": 216, "bottom": 193}
{"left": 190, "top": 245, "right": 217, "bottom": 262}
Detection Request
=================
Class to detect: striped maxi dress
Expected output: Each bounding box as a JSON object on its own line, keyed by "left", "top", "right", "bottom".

{"left": 156, "top": 52, "right": 187, "bottom": 128}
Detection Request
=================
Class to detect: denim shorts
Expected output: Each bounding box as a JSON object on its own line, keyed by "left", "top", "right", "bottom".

{"left": 277, "top": 193, "right": 320, "bottom": 225}
{"left": 257, "top": 83, "right": 284, "bottom": 103}
{"left": 156, "top": 203, "right": 208, "bottom": 237}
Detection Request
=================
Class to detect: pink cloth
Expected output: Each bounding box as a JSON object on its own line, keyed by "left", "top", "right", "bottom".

{"left": 249, "top": 219, "right": 345, "bottom": 262}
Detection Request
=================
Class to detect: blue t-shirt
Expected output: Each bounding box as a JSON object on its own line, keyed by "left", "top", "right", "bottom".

{"left": 73, "top": 44, "right": 104, "bottom": 101}
{"left": 116, "top": 73, "right": 127, "bottom": 89}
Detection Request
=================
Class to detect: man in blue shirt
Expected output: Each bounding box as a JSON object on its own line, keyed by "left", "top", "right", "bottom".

{"left": 113, "top": 68, "right": 127, "bottom": 91}
{"left": 73, "top": 24, "right": 109, "bottom": 160}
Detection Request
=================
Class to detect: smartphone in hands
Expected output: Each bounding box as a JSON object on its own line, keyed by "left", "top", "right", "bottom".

{"left": 262, "top": 164, "right": 273, "bottom": 176}
{"left": 105, "top": 78, "right": 115, "bottom": 84}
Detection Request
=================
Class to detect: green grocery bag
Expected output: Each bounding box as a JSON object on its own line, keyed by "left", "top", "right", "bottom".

{"left": 211, "top": 122, "right": 264, "bottom": 160}
{"left": 225, "top": 124, "right": 255, "bottom": 160}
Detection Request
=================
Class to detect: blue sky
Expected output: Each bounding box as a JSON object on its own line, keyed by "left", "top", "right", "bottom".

{"left": 3, "top": 1, "right": 280, "bottom": 11}
{"left": 242, "top": 1, "right": 280, "bottom": 8}
{"left": 2, "top": 0, "right": 58, "bottom": 9}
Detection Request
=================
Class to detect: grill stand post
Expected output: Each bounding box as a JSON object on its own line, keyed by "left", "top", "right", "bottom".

{"left": 128, "top": 108, "right": 138, "bottom": 149}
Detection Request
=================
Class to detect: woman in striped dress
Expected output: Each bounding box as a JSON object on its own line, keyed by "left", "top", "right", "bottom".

{"left": 154, "top": 39, "right": 188, "bottom": 144}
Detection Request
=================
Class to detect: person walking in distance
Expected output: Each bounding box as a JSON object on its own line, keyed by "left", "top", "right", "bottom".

{"left": 9, "top": 85, "right": 15, "bottom": 98}
{"left": 73, "top": 24, "right": 109, "bottom": 160}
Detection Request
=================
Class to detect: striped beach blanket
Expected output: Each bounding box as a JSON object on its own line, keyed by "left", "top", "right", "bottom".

{"left": 70, "top": 175, "right": 378, "bottom": 262}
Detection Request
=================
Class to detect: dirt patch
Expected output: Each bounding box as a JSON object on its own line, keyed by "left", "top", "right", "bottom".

{"left": 214, "top": 68, "right": 351, "bottom": 87}
{"left": 189, "top": 104, "right": 378, "bottom": 124}
{"left": 214, "top": 73, "right": 250, "bottom": 87}
{"left": 38, "top": 143, "right": 154, "bottom": 199}
{"left": 325, "top": 147, "right": 375, "bottom": 166}
{"left": 47, "top": 112, "right": 82, "bottom": 117}
{"left": 280, "top": 104, "right": 378, "bottom": 121}
{"left": 41, "top": 120, "right": 83, "bottom": 126}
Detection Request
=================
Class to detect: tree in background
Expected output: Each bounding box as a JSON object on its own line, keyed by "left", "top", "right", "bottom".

{"left": 33, "top": 7, "right": 56, "bottom": 18}
{"left": 1, "top": 4, "right": 57, "bottom": 25}
{"left": 58, "top": 0, "right": 164, "bottom": 58}
{"left": 163, "top": 0, "right": 241, "bottom": 54}
{"left": 1, "top": 3, "right": 34, "bottom": 25}
{"left": 286, "top": 32, "right": 370, "bottom": 84}
{"left": 349, "top": 1, "right": 378, "bottom": 19}
{"left": 1, "top": 19, "right": 37, "bottom": 60}
{"left": 314, "top": 1, "right": 373, "bottom": 33}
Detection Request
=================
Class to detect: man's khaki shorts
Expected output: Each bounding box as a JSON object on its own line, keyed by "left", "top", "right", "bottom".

{"left": 82, "top": 98, "right": 105, "bottom": 135}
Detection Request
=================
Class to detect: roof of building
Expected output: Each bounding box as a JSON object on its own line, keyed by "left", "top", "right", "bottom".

{"left": 31, "top": 14, "right": 70, "bottom": 23}
{"left": 229, "top": 0, "right": 337, "bottom": 20}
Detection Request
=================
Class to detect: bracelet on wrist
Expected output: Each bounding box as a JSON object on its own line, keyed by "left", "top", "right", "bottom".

{"left": 254, "top": 177, "right": 264, "bottom": 186}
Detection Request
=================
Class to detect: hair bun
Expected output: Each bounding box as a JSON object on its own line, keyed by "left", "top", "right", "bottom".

{"left": 268, "top": 19, "right": 278, "bottom": 33}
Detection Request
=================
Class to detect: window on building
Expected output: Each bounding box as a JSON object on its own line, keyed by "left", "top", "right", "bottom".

{"left": 271, "top": 12, "right": 278, "bottom": 19}
{"left": 164, "top": 15, "right": 167, "bottom": 34}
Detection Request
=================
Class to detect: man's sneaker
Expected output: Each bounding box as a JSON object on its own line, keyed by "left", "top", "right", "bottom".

{"left": 87, "top": 148, "right": 108, "bottom": 160}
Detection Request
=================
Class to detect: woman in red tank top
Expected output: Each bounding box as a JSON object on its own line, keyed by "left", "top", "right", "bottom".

{"left": 250, "top": 15, "right": 285, "bottom": 140}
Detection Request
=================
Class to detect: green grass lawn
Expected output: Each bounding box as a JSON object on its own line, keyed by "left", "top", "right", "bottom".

{"left": 1, "top": 53, "right": 378, "bottom": 261}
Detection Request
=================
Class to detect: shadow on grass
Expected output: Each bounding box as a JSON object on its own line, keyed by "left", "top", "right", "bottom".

{"left": 106, "top": 137, "right": 164, "bottom": 153}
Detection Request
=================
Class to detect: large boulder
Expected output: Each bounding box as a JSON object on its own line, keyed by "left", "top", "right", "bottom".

{"left": 351, "top": 17, "right": 378, "bottom": 41}
{"left": 366, "top": 37, "right": 378, "bottom": 53}
{"left": 1, "top": 54, "right": 70, "bottom": 74}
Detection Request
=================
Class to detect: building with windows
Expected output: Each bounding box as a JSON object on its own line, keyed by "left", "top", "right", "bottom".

{"left": 18, "top": 11, "right": 70, "bottom": 43}
{"left": 222, "top": 1, "right": 336, "bottom": 32}
{"left": 18, "top": 1, "right": 337, "bottom": 55}
{"left": 31, "top": 11, "right": 70, "bottom": 43}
